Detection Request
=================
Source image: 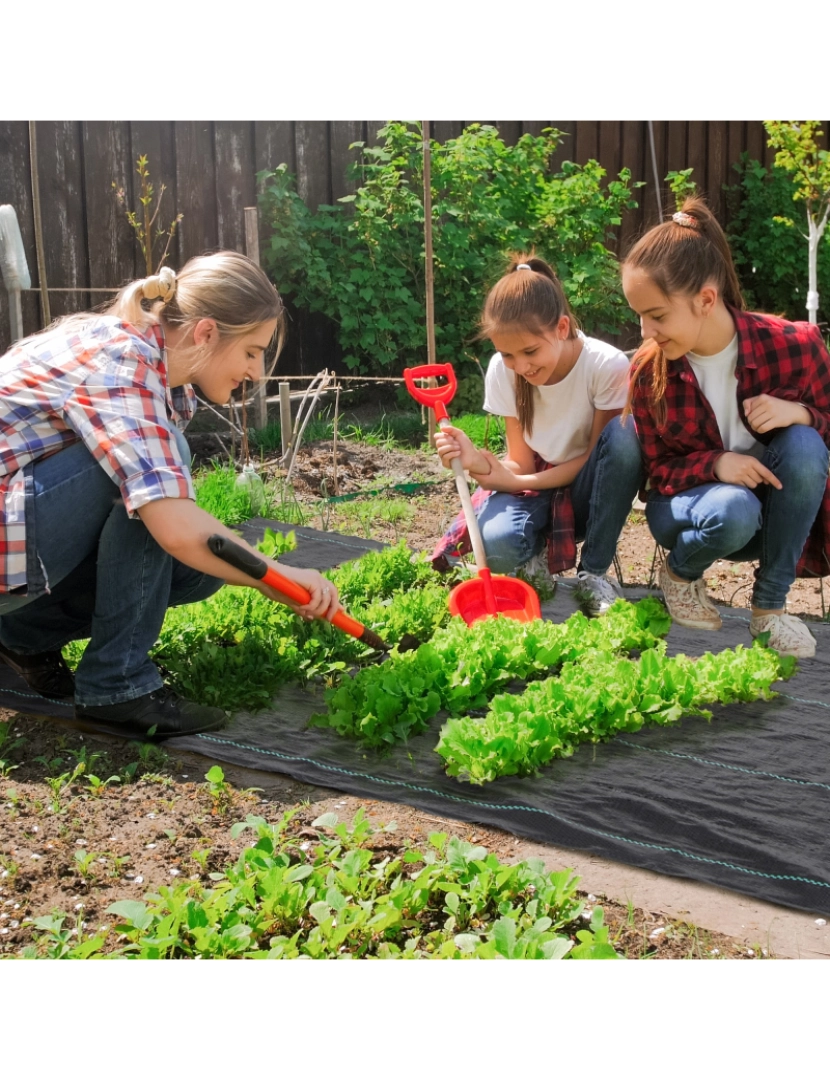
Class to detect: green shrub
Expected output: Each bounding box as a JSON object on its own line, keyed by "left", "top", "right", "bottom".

{"left": 726, "top": 154, "right": 830, "bottom": 323}
{"left": 260, "top": 122, "right": 640, "bottom": 381}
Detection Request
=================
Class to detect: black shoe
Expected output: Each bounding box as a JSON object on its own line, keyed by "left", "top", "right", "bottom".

{"left": 0, "top": 641, "right": 76, "bottom": 700}
{"left": 73, "top": 687, "right": 227, "bottom": 740}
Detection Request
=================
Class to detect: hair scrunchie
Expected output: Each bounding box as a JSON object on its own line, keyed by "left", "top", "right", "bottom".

{"left": 142, "top": 265, "right": 177, "bottom": 302}
{"left": 672, "top": 211, "right": 699, "bottom": 230}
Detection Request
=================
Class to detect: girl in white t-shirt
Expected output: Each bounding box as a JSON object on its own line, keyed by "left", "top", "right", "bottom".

{"left": 432, "top": 254, "right": 643, "bottom": 615}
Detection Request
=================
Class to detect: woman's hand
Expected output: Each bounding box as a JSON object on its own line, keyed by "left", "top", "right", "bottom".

{"left": 434, "top": 425, "right": 489, "bottom": 474}
{"left": 258, "top": 565, "right": 340, "bottom": 621}
{"left": 743, "top": 395, "right": 811, "bottom": 434}
{"left": 714, "top": 451, "right": 782, "bottom": 490}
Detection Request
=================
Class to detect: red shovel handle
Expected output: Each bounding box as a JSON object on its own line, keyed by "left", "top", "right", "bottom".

{"left": 207, "top": 534, "right": 384, "bottom": 648}
{"left": 403, "top": 364, "right": 457, "bottom": 422}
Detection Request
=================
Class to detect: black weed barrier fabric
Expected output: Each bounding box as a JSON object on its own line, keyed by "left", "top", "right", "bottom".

{"left": 2, "top": 525, "right": 830, "bottom": 915}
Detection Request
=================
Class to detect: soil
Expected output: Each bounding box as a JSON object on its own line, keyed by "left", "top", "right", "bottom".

{"left": 2, "top": 424, "right": 825, "bottom": 959}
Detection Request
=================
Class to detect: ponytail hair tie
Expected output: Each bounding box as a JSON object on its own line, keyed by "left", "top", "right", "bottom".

{"left": 142, "top": 266, "right": 177, "bottom": 303}
{"left": 672, "top": 211, "right": 699, "bottom": 230}
{"left": 515, "top": 263, "right": 533, "bottom": 271}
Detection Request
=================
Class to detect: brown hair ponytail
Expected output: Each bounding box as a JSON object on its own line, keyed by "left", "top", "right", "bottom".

{"left": 621, "top": 196, "right": 745, "bottom": 427}
{"left": 479, "top": 253, "right": 578, "bottom": 436}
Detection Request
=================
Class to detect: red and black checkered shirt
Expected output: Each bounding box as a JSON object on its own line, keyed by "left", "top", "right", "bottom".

{"left": 629, "top": 308, "right": 830, "bottom": 577}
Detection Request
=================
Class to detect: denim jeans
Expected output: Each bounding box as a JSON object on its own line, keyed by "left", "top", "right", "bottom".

{"left": 0, "top": 432, "right": 223, "bottom": 706}
{"left": 476, "top": 415, "right": 644, "bottom": 575}
{"left": 646, "top": 425, "right": 829, "bottom": 610}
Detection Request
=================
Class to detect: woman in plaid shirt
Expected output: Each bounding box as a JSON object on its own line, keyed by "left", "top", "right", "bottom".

{"left": 0, "top": 252, "right": 339, "bottom": 737}
{"left": 622, "top": 197, "right": 830, "bottom": 658}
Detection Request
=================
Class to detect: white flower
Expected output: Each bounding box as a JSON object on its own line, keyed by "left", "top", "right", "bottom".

{"left": 815, "top": 919, "right": 827, "bottom": 927}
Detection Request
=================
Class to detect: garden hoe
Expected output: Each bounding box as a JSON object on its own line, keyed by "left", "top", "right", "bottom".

{"left": 403, "top": 363, "right": 542, "bottom": 626}
{"left": 207, "top": 534, "right": 421, "bottom": 659}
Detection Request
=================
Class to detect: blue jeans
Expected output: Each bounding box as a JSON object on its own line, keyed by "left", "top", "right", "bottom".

{"left": 476, "top": 415, "right": 644, "bottom": 575}
{"left": 0, "top": 433, "right": 223, "bottom": 706}
{"left": 646, "top": 425, "right": 829, "bottom": 609}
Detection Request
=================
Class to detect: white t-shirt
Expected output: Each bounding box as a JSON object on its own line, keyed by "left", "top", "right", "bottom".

{"left": 483, "top": 332, "right": 630, "bottom": 465}
{"left": 687, "top": 334, "right": 764, "bottom": 459}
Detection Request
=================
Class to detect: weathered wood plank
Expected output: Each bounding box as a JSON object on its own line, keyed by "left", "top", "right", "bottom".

{"left": 255, "top": 121, "right": 296, "bottom": 189}
{"left": 214, "top": 121, "right": 256, "bottom": 252}
{"left": 706, "top": 120, "right": 728, "bottom": 219}
{"left": 686, "top": 120, "right": 708, "bottom": 202}
{"left": 666, "top": 121, "right": 687, "bottom": 177}
{"left": 175, "top": 121, "right": 218, "bottom": 261}
{"left": 647, "top": 120, "right": 668, "bottom": 224}
{"left": 82, "top": 121, "right": 137, "bottom": 289}
{"left": 547, "top": 121, "right": 574, "bottom": 173}
{"left": 620, "top": 121, "right": 646, "bottom": 255}
{"left": 364, "top": 122, "right": 388, "bottom": 147}
{"left": 432, "top": 122, "right": 464, "bottom": 144}
{"left": 34, "top": 120, "right": 88, "bottom": 319}
{"left": 129, "top": 122, "right": 179, "bottom": 274}
{"left": 574, "top": 121, "right": 599, "bottom": 163}
{"left": 722, "top": 120, "right": 748, "bottom": 227}
{"left": 745, "top": 121, "right": 765, "bottom": 167}
{"left": 295, "top": 122, "right": 331, "bottom": 209}
{"left": 329, "top": 121, "right": 364, "bottom": 203}
{"left": 494, "top": 121, "right": 522, "bottom": 146}
{"left": 0, "top": 121, "right": 38, "bottom": 348}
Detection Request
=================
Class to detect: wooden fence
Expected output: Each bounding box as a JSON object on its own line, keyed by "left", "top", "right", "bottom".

{"left": 0, "top": 120, "right": 824, "bottom": 364}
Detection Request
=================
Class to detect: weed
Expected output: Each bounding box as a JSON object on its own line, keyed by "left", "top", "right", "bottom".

{"left": 0, "top": 854, "right": 20, "bottom": 880}
{"left": 204, "top": 766, "right": 233, "bottom": 816}
{"left": 73, "top": 849, "right": 101, "bottom": 883}
{"left": 85, "top": 773, "right": 121, "bottom": 797}
{"left": 0, "top": 721, "right": 25, "bottom": 778}
{"left": 190, "top": 846, "right": 213, "bottom": 874}
{"left": 44, "top": 762, "right": 86, "bottom": 813}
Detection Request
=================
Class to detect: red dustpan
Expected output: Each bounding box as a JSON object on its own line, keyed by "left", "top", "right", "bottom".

{"left": 404, "top": 362, "right": 541, "bottom": 626}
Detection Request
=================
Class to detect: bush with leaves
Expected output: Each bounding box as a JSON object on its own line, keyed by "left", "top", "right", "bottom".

{"left": 726, "top": 154, "right": 830, "bottom": 324}
{"left": 259, "top": 123, "right": 639, "bottom": 386}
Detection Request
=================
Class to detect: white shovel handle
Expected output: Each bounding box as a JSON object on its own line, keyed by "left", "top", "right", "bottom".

{"left": 441, "top": 418, "right": 489, "bottom": 573}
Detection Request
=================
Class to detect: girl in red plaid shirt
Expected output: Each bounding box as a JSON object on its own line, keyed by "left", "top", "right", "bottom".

{"left": 0, "top": 253, "right": 340, "bottom": 738}
{"left": 622, "top": 197, "right": 830, "bottom": 658}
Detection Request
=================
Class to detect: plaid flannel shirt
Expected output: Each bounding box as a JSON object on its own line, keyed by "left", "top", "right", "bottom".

{"left": 629, "top": 308, "right": 830, "bottom": 577}
{"left": 0, "top": 316, "right": 197, "bottom": 593}
{"left": 431, "top": 456, "right": 578, "bottom": 575}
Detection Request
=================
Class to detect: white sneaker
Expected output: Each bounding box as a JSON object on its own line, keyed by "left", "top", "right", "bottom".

{"left": 750, "top": 612, "right": 816, "bottom": 659}
{"left": 658, "top": 563, "right": 722, "bottom": 630}
{"left": 518, "top": 551, "right": 550, "bottom": 579}
{"left": 574, "top": 571, "right": 623, "bottom": 616}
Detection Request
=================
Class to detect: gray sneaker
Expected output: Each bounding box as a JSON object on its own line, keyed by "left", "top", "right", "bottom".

{"left": 574, "top": 571, "right": 623, "bottom": 616}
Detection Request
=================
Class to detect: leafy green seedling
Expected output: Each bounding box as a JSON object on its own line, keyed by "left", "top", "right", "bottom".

{"left": 205, "top": 766, "right": 232, "bottom": 816}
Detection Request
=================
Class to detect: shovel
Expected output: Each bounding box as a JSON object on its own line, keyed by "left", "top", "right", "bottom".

{"left": 207, "top": 534, "right": 420, "bottom": 655}
{"left": 403, "top": 363, "right": 541, "bottom": 626}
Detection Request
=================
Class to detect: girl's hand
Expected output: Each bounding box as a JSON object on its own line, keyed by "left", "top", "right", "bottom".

{"left": 714, "top": 451, "right": 782, "bottom": 490}
{"left": 469, "top": 451, "right": 524, "bottom": 492}
{"left": 258, "top": 565, "right": 340, "bottom": 621}
{"left": 743, "top": 395, "right": 811, "bottom": 433}
{"left": 434, "top": 425, "right": 489, "bottom": 473}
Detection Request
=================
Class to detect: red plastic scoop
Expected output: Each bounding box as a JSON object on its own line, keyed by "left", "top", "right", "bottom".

{"left": 404, "top": 363, "right": 541, "bottom": 626}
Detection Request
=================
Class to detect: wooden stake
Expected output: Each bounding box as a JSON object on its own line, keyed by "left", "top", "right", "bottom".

{"left": 423, "top": 121, "right": 438, "bottom": 449}
{"left": 332, "top": 383, "right": 341, "bottom": 496}
{"left": 279, "top": 381, "right": 292, "bottom": 457}
{"left": 244, "top": 205, "right": 268, "bottom": 429}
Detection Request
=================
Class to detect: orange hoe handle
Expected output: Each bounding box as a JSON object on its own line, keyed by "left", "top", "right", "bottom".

{"left": 207, "top": 534, "right": 388, "bottom": 651}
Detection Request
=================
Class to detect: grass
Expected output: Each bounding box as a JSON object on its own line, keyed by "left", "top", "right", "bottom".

{"left": 248, "top": 409, "right": 506, "bottom": 456}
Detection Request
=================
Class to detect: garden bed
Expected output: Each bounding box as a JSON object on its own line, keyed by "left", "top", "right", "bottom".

{"left": 2, "top": 413, "right": 829, "bottom": 958}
